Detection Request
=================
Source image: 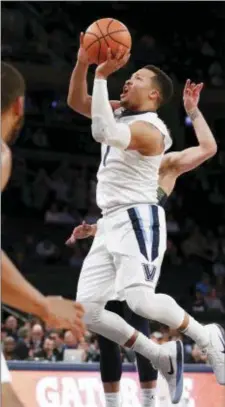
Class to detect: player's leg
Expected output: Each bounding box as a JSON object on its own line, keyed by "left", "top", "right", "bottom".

{"left": 76, "top": 220, "right": 138, "bottom": 346}
{"left": 1, "top": 353, "right": 24, "bottom": 407}
{"left": 123, "top": 303, "right": 158, "bottom": 407}
{"left": 98, "top": 301, "right": 124, "bottom": 407}
{"left": 115, "top": 204, "right": 225, "bottom": 387}
{"left": 77, "top": 220, "right": 184, "bottom": 404}
{"left": 99, "top": 300, "right": 157, "bottom": 407}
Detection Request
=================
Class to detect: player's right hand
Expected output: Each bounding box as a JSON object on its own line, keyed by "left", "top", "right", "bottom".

{"left": 65, "top": 221, "right": 95, "bottom": 245}
{"left": 183, "top": 79, "right": 204, "bottom": 114}
{"left": 44, "top": 296, "right": 85, "bottom": 341}
{"left": 77, "top": 32, "right": 92, "bottom": 65}
{"left": 95, "top": 46, "right": 130, "bottom": 79}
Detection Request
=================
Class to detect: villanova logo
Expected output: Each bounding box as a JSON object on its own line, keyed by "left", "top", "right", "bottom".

{"left": 142, "top": 264, "right": 157, "bottom": 282}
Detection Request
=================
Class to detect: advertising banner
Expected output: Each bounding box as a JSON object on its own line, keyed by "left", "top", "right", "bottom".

{"left": 11, "top": 370, "right": 225, "bottom": 407}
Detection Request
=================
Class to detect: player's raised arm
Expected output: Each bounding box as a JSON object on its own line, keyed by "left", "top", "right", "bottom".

{"left": 92, "top": 48, "right": 168, "bottom": 155}
{"left": 67, "top": 33, "right": 120, "bottom": 118}
{"left": 162, "top": 80, "right": 217, "bottom": 175}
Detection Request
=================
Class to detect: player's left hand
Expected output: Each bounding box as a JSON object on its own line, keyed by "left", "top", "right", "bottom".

{"left": 44, "top": 296, "right": 85, "bottom": 341}
{"left": 183, "top": 79, "right": 204, "bottom": 113}
{"left": 95, "top": 47, "right": 130, "bottom": 79}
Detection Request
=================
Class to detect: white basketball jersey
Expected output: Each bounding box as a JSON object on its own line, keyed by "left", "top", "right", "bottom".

{"left": 96, "top": 109, "right": 172, "bottom": 213}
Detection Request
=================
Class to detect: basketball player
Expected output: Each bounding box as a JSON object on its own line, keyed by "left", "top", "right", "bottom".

{"left": 66, "top": 80, "right": 217, "bottom": 407}
{"left": 1, "top": 62, "right": 85, "bottom": 407}
{"left": 67, "top": 34, "right": 225, "bottom": 403}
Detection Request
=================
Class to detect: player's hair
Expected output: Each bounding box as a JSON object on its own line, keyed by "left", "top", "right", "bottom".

{"left": 144, "top": 65, "right": 173, "bottom": 106}
{"left": 1, "top": 62, "right": 25, "bottom": 113}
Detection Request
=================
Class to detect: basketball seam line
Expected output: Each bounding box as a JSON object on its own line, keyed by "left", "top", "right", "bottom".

{"left": 106, "top": 18, "right": 130, "bottom": 51}
{"left": 84, "top": 30, "right": 128, "bottom": 51}
{"left": 96, "top": 20, "right": 111, "bottom": 62}
{"left": 85, "top": 31, "right": 101, "bottom": 52}
{"left": 106, "top": 32, "right": 130, "bottom": 50}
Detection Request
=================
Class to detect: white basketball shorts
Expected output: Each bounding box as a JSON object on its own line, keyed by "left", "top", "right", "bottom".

{"left": 1, "top": 352, "right": 11, "bottom": 383}
{"left": 77, "top": 204, "right": 167, "bottom": 303}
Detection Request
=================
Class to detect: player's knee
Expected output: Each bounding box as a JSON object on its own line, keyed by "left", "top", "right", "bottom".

{"left": 124, "top": 286, "right": 158, "bottom": 319}
{"left": 81, "top": 302, "right": 104, "bottom": 328}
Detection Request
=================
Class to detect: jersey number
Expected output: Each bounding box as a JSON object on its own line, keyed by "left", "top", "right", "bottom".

{"left": 103, "top": 146, "right": 111, "bottom": 166}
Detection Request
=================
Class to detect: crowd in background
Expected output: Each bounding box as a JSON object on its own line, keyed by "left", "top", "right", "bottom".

{"left": 2, "top": 2, "right": 225, "bottom": 87}
{"left": 1, "top": 313, "right": 213, "bottom": 365}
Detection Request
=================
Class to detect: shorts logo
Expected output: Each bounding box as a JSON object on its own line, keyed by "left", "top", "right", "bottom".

{"left": 142, "top": 264, "right": 156, "bottom": 282}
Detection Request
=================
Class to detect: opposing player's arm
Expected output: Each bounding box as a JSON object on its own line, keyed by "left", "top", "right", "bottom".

{"left": 67, "top": 62, "right": 120, "bottom": 118}
{"left": 66, "top": 222, "right": 97, "bottom": 245}
{"left": 1, "top": 250, "right": 48, "bottom": 317}
{"left": 162, "top": 108, "right": 217, "bottom": 175}
{"left": 1, "top": 250, "right": 85, "bottom": 338}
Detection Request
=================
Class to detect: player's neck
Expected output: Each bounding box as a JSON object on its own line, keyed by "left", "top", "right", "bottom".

{"left": 125, "top": 101, "right": 157, "bottom": 114}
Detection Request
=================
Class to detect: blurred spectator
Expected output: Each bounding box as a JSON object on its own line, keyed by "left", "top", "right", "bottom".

{"left": 191, "top": 290, "right": 208, "bottom": 313}
{"left": 50, "top": 174, "right": 70, "bottom": 203}
{"left": 33, "top": 337, "right": 56, "bottom": 361}
{"left": 49, "top": 330, "right": 65, "bottom": 361}
{"left": 30, "top": 324, "right": 44, "bottom": 354}
{"left": 205, "top": 288, "right": 225, "bottom": 313}
{"left": 15, "top": 326, "right": 31, "bottom": 360}
{"left": 1, "top": 327, "right": 8, "bottom": 343}
{"left": 213, "top": 259, "right": 225, "bottom": 277}
{"left": 166, "top": 240, "right": 182, "bottom": 266}
{"left": 36, "top": 238, "right": 60, "bottom": 262}
{"left": 3, "top": 336, "right": 17, "bottom": 360}
{"left": 4, "top": 316, "right": 18, "bottom": 340}
{"left": 182, "top": 226, "right": 209, "bottom": 260}
{"left": 85, "top": 335, "right": 100, "bottom": 362}
{"left": 166, "top": 214, "right": 180, "bottom": 234}
{"left": 45, "top": 202, "right": 62, "bottom": 224}
{"left": 64, "top": 330, "right": 77, "bottom": 349}
{"left": 196, "top": 273, "right": 212, "bottom": 295}
{"left": 32, "top": 169, "right": 51, "bottom": 210}
{"left": 204, "top": 231, "right": 218, "bottom": 262}
{"left": 77, "top": 338, "right": 90, "bottom": 362}
{"left": 45, "top": 202, "right": 75, "bottom": 225}
{"left": 215, "top": 276, "right": 225, "bottom": 299}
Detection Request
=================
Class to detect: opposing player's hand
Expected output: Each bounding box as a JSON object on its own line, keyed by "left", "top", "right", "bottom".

{"left": 77, "top": 32, "right": 93, "bottom": 66}
{"left": 44, "top": 296, "right": 85, "bottom": 341}
{"left": 95, "top": 47, "right": 130, "bottom": 79}
{"left": 65, "top": 221, "right": 95, "bottom": 246}
{"left": 183, "top": 80, "right": 204, "bottom": 114}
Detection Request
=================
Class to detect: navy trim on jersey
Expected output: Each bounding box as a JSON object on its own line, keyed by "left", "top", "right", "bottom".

{"left": 127, "top": 208, "right": 148, "bottom": 261}
{"left": 103, "top": 146, "right": 110, "bottom": 166}
{"left": 151, "top": 205, "right": 160, "bottom": 261}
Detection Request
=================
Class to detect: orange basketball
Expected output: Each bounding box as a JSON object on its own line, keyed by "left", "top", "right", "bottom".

{"left": 83, "top": 18, "right": 132, "bottom": 65}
